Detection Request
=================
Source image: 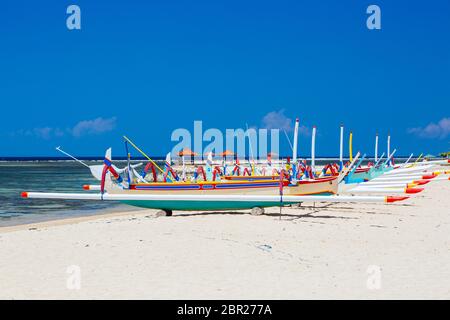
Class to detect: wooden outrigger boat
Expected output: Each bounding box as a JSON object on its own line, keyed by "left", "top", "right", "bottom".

{"left": 334, "top": 127, "right": 449, "bottom": 195}
{"left": 100, "top": 147, "right": 341, "bottom": 197}
{"left": 21, "top": 130, "right": 411, "bottom": 214}
{"left": 21, "top": 146, "right": 407, "bottom": 212}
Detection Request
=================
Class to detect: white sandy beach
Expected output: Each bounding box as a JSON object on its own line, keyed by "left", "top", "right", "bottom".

{"left": 1, "top": 179, "right": 449, "bottom": 299}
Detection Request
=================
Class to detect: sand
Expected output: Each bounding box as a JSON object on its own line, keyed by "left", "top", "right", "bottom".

{"left": 1, "top": 179, "right": 449, "bottom": 299}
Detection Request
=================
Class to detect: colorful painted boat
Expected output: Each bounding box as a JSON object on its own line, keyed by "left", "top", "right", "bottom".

{"left": 105, "top": 171, "right": 339, "bottom": 197}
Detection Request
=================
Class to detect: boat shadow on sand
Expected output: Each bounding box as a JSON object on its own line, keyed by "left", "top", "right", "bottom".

{"left": 166, "top": 201, "right": 415, "bottom": 220}
{"left": 169, "top": 206, "right": 359, "bottom": 220}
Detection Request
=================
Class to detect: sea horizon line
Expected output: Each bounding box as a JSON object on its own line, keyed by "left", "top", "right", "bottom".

{"left": 0, "top": 155, "right": 434, "bottom": 162}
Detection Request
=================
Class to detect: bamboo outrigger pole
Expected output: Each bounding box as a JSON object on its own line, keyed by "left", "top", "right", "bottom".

{"left": 21, "top": 192, "right": 409, "bottom": 204}
{"left": 404, "top": 153, "right": 414, "bottom": 165}
{"left": 403, "top": 153, "right": 423, "bottom": 168}
{"left": 374, "top": 152, "right": 385, "bottom": 167}
{"left": 414, "top": 153, "right": 423, "bottom": 164}
{"left": 123, "top": 136, "right": 165, "bottom": 174}
{"left": 56, "top": 146, "right": 90, "bottom": 168}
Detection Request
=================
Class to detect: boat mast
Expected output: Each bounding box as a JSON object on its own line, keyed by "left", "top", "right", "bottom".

{"left": 291, "top": 118, "right": 300, "bottom": 181}
{"left": 375, "top": 132, "right": 379, "bottom": 162}
{"left": 124, "top": 141, "right": 131, "bottom": 186}
{"left": 246, "top": 123, "right": 256, "bottom": 175}
{"left": 311, "top": 125, "right": 317, "bottom": 173}
{"left": 181, "top": 155, "right": 186, "bottom": 181}
{"left": 339, "top": 124, "right": 344, "bottom": 169}
{"left": 349, "top": 131, "right": 353, "bottom": 162}
{"left": 387, "top": 133, "right": 391, "bottom": 166}
{"left": 292, "top": 118, "right": 299, "bottom": 163}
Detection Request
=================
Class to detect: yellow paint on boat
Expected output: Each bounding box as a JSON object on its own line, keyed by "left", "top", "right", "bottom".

{"left": 349, "top": 131, "right": 353, "bottom": 162}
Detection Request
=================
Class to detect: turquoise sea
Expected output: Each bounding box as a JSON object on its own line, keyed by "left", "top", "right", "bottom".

{"left": 0, "top": 161, "right": 137, "bottom": 226}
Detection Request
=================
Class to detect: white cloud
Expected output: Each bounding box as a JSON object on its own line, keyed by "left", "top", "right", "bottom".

{"left": 9, "top": 127, "right": 55, "bottom": 140}
{"left": 9, "top": 117, "right": 117, "bottom": 139}
{"left": 262, "top": 109, "right": 293, "bottom": 131}
{"left": 261, "top": 109, "right": 310, "bottom": 135}
{"left": 33, "top": 127, "right": 53, "bottom": 140}
{"left": 298, "top": 125, "right": 311, "bottom": 136}
{"left": 72, "top": 117, "right": 117, "bottom": 137}
{"left": 408, "top": 117, "right": 450, "bottom": 139}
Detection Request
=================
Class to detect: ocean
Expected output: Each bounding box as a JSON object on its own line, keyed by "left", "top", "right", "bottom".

{"left": 0, "top": 161, "right": 138, "bottom": 227}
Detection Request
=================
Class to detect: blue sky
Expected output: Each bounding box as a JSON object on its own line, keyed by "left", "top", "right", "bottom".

{"left": 1, "top": 0, "right": 449, "bottom": 157}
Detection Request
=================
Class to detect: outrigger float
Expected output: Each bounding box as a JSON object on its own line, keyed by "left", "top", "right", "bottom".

{"left": 21, "top": 119, "right": 449, "bottom": 216}
{"left": 21, "top": 192, "right": 407, "bottom": 212}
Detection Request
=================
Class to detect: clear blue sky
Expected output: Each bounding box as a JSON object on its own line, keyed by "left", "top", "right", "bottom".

{"left": 1, "top": 0, "right": 449, "bottom": 157}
